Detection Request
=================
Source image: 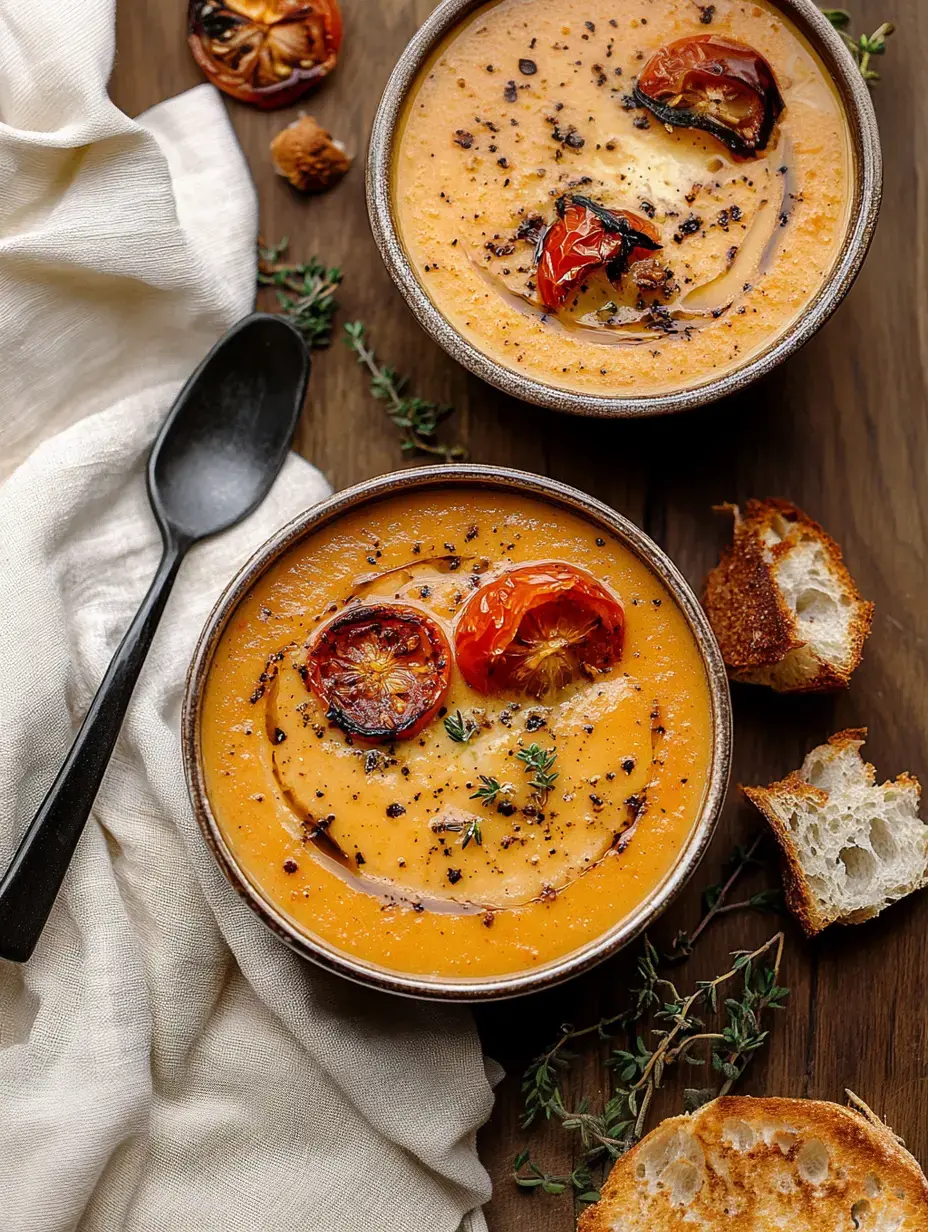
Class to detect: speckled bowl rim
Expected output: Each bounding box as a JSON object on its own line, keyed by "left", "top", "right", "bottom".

{"left": 182, "top": 466, "right": 732, "bottom": 1002}
{"left": 367, "top": 0, "right": 882, "bottom": 418}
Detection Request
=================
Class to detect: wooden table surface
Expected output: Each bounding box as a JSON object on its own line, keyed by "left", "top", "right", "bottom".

{"left": 112, "top": 4, "right": 927, "bottom": 1228}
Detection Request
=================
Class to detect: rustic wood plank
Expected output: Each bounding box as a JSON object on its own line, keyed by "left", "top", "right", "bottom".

{"left": 111, "top": 2, "right": 928, "bottom": 1229}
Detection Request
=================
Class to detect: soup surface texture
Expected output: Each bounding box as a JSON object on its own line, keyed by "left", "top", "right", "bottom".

{"left": 200, "top": 488, "right": 713, "bottom": 981}
{"left": 393, "top": 0, "right": 852, "bottom": 398}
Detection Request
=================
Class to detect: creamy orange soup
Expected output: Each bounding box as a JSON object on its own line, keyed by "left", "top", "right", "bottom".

{"left": 393, "top": 0, "right": 852, "bottom": 397}
{"left": 201, "top": 489, "right": 713, "bottom": 981}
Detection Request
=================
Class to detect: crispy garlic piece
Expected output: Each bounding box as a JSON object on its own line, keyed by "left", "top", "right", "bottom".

{"left": 270, "top": 114, "right": 351, "bottom": 193}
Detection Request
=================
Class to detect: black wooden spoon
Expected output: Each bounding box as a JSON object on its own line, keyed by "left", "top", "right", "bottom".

{"left": 0, "top": 313, "right": 310, "bottom": 963}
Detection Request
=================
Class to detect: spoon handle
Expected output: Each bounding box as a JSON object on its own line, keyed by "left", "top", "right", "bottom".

{"left": 0, "top": 538, "right": 188, "bottom": 962}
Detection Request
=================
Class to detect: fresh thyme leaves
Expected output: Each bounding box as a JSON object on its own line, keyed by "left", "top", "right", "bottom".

{"left": 516, "top": 933, "right": 789, "bottom": 1203}
{"left": 513, "top": 1152, "right": 600, "bottom": 1202}
{"left": 517, "top": 743, "right": 559, "bottom": 802}
{"left": 444, "top": 710, "right": 478, "bottom": 743}
{"left": 470, "top": 775, "right": 504, "bottom": 807}
{"left": 343, "top": 321, "right": 466, "bottom": 462}
{"left": 257, "top": 248, "right": 465, "bottom": 461}
{"left": 709, "top": 938, "right": 790, "bottom": 1090}
{"left": 520, "top": 939, "right": 663, "bottom": 1130}
{"left": 822, "top": 9, "right": 895, "bottom": 81}
{"left": 257, "top": 239, "right": 342, "bottom": 349}
{"left": 462, "top": 815, "right": 483, "bottom": 848}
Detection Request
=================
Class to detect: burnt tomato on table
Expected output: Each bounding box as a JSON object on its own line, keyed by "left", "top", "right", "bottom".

{"left": 535, "top": 196, "right": 662, "bottom": 312}
{"left": 455, "top": 563, "right": 625, "bottom": 699}
{"left": 188, "top": 0, "right": 342, "bottom": 109}
{"left": 634, "top": 35, "right": 784, "bottom": 158}
{"left": 305, "top": 603, "right": 451, "bottom": 742}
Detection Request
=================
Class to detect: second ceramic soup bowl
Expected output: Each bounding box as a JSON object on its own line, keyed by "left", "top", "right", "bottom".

{"left": 368, "top": 0, "right": 881, "bottom": 417}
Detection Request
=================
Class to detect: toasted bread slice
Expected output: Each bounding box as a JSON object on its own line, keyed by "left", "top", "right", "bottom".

{"left": 703, "top": 499, "right": 873, "bottom": 693}
{"left": 743, "top": 730, "right": 927, "bottom": 936}
{"left": 579, "top": 1095, "right": 928, "bottom": 1231}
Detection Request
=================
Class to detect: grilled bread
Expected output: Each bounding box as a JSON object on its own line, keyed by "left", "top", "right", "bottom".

{"left": 743, "top": 730, "right": 927, "bottom": 936}
{"left": 579, "top": 1095, "right": 928, "bottom": 1231}
{"left": 703, "top": 499, "right": 873, "bottom": 693}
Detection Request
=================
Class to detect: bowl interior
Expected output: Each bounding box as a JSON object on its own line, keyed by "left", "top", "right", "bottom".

{"left": 183, "top": 466, "right": 733, "bottom": 1001}
{"left": 367, "top": 0, "right": 882, "bottom": 418}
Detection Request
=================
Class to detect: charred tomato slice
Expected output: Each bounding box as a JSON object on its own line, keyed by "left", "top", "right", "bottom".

{"left": 455, "top": 563, "right": 625, "bottom": 698}
{"left": 188, "top": 0, "right": 343, "bottom": 109}
{"left": 535, "top": 195, "right": 662, "bottom": 312}
{"left": 306, "top": 603, "right": 451, "bottom": 741}
{"left": 634, "top": 36, "right": 784, "bottom": 158}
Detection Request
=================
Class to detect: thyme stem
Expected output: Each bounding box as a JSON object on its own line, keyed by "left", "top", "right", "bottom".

{"left": 685, "top": 832, "right": 764, "bottom": 951}
{"left": 665, "top": 832, "right": 781, "bottom": 961}
{"left": 343, "top": 321, "right": 466, "bottom": 461}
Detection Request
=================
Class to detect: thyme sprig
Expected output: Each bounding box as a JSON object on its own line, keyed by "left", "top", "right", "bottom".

{"left": 257, "top": 246, "right": 466, "bottom": 460}
{"left": 470, "top": 775, "right": 505, "bottom": 807}
{"left": 515, "top": 933, "right": 788, "bottom": 1203}
{"left": 513, "top": 1153, "right": 599, "bottom": 1202}
{"left": 666, "top": 832, "right": 783, "bottom": 961}
{"left": 517, "top": 743, "right": 559, "bottom": 803}
{"left": 520, "top": 937, "right": 663, "bottom": 1130}
{"left": 624, "top": 934, "right": 788, "bottom": 1135}
{"left": 515, "top": 838, "right": 789, "bottom": 1205}
{"left": 822, "top": 10, "right": 895, "bottom": 81}
{"left": 257, "top": 239, "right": 342, "bottom": 349}
{"left": 445, "top": 710, "right": 478, "bottom": 743}
{"left": 343, "top": 321, "right": 466, "bottom": 461}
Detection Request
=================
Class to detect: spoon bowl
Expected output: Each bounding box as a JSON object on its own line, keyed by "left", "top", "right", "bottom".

{"left": 0, "top": 312, "right": 311, "bottom": 963}
{"left": 150, "top": 314, "right": 310, "bottom": 544}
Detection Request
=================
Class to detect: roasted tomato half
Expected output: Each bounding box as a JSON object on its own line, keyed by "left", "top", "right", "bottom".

{"left": 455, "top": 563, "right": 625, "bottom": 698}
{"left": 188, "top": 0, "right": 343, "bottom": 109}
{"left": 535, "top": 195, "right": 662, "bottom": 312}
{"left": 634, "top": 36, "right": 784, "bottom": 158}
{"left": 305, "top": 604, "right": 451, "bottom": 741}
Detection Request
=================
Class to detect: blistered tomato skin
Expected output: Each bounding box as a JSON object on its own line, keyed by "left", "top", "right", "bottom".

{"left": 305, "top": 603, "right": 451, "bottom": 741}
{"left": 455, "top": 562, "right": 625, "bottom": 698}
{"left": 536, "top": 196, "right": 662, "bottom": 312}
{"left": 634, "top": 36, "right": 784, "bottom": 158}
{"left": 187, "top": 0, "right": 343, "bottom": 109}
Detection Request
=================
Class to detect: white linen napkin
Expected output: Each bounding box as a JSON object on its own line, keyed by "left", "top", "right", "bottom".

{"left": 0, "top": 3, "right": 495, "bottom": 1230}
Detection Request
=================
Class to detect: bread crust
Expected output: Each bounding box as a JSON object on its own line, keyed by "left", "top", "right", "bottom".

{"left": 704, "top": 500, "right": 802, "bottom": 670}
{"left": 579, "top": 1095, "right": 928, "bottom": 1232}
{"left": 703, "top": 499, "right": 873, "bottom": 693}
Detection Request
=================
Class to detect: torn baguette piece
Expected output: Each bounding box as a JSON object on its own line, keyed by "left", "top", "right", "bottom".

{"left": 578, "top": 1095, "right": 928, "bottom": 1232}
{"left": 744, "top": 730, "right": 927, "bottom": 936}
{"left": 703, "top": 499, "right": 873, "bottom": 692}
